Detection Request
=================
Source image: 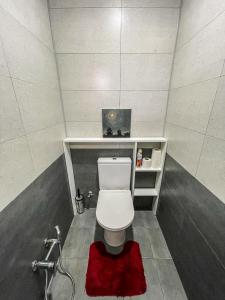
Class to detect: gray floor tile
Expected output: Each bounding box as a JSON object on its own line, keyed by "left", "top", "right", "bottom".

{"left": 52, "top": 210, "right": 186, "bottom": 300}
{"left": 133, "top": 211, "right": 159, "bottom": 229}
{"left": 51, "top": 258, "right": 88, "bottom": 300}
{"left": 155, "top": 259, "right": 188, "bottom": 300}
{"left": 148, "top": 228, "right": 171, "bottom": 259}
{"left": 71, "top": 209, "right": 97, "bottom": 229}
{"left": 51, "top": 258, "right": 123, "bottom": 300}
{"left": 128, "top": 259, "right": 164, "bottom": 300}
{"left": 62, "top": 227, "right": 94, "bottom": 259}
{"left": 131, "top": 227, "right": 154, "bottom": 258}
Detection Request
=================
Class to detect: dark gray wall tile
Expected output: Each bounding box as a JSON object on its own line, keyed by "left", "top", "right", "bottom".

{"left": 0, "top": 155, "right": 73, "bottom": 300}
{"left": 163, "top": 155, "right": 225, "bottom": 266}
{"left": 157, "top": 155, "right": 225, "bottom": 300}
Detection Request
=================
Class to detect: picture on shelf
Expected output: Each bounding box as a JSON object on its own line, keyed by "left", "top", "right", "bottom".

{"left": 102, "top": 109, "right": 131, "bottom": 138}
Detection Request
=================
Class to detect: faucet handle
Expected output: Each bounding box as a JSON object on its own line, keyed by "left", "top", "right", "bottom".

{"left": 87, "top": 191, "right": 94, "bottom": 198}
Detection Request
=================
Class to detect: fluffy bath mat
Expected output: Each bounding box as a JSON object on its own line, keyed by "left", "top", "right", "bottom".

{"left": 85, "top": 241, "right": 147, "bottom": 297}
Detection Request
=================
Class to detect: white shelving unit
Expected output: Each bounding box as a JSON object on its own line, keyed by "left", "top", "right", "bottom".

{"left": 63, "top": 137, "right": 167, "bottom": 215}
{"left": 135, "top": 166, "right": 161, "bottom": 172}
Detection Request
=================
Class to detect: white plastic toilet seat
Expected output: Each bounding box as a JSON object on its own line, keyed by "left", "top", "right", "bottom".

{"left": 96, "top": 190, "right": 134, "bottom": 232}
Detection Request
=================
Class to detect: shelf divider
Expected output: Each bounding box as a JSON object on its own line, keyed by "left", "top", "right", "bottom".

{"left": 134, "top": 188, "right": 158, "bottom": 197}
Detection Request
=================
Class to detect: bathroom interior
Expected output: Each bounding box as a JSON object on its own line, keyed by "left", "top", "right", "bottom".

{"left": 1, "top": 0, "right": 225, "bottom": 299}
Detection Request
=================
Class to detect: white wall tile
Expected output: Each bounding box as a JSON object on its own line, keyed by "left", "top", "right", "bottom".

{"left": 171, "top": 13, "right": 225, "bottom": 89}
{"left": 132, "top": 121, "right": 164, "bottom": 137}
{"left": 165, "top": 123, "right": 205, "bottom": 176}
{"left": 167, "top": 78, "right": 219, "bottom": 133}
{"left": 0, "top": 76, "right": 24, "bottom": 142}
{"left": 49, "top": 0, "right": 121, "bottom": 8}
{"left": 0, "top": 0, "right": 53, "bottom": 49}
{"left": 122, "top": 0, "right": 181, "bottom": 7}
{"left": 0, "top": 137, "right": 35, "bottom": 211}
{"left": 0, "top": 0, "right": 65, "bottom": 210}
{"left": 0, "top": 39, "right": 8, "bottom": 77}
{"left": 121, "top": 54, "right": 172, "bottom": 90}
{"left": 27, "top": 124, "right": 65, "bottom": 176}
{"left": 13, "top": 79, "right": 63, "bottom": 134}
{"left": 166, "top": 0, "right": 225, "bottom": 204}
{"left": 120, "top": 91, "right": 167, "bottom": 123}
{"left": 57, "top": 54, "right": 120, "bottom": 90}
{"left": 122, "top": 8, "right": 179, "bottom": 53}
{"left": 177, "top": 0, "right": 225, "bottom": 47}
{"left": 50, "top": 8, "right": 121, "bottom": 53}
{"left": 66, "top": 122, "right": 102, "bottom": 137}
{"left": 63, "top": 91, "right": 119, "bottom": 122}
{"left": 196, "top": 136, "right": 225, "bottom": 204}
{"left": 0, "top": 9, "right": 58, "bottom": 88}
{"left": 222, "top": 62, "right": 225, "bottom": 76}
{"left": 207, "top": 76, "right": 225, "bottom": 140}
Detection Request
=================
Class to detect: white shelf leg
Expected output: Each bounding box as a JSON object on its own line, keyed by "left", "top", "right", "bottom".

{"left": 152, "top": 141, "right": 167, "bottom": 215}
{"left": 63, "top": 142, "right": 76, "bottom": 215}
{"left": 131, "top": 142, "right": 137, "bottom": 200}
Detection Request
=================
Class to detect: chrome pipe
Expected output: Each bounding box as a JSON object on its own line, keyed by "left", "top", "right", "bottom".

{"left": 32, "top": 260, "right": 55, "bottom": 272}
{"left": 31, "top": 225, "right": 75, "bottom": 299}
{"left": 45, "top": 239, "right": 58, "bottom": 261}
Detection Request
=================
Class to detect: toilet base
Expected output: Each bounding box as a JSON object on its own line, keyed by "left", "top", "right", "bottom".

{"left": 104, "top": 229, "right": 125, "bottom": 247}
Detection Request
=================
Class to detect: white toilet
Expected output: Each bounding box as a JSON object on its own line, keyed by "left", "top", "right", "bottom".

{"left": 96, "top": 157, "right": 134, "bottom": 248}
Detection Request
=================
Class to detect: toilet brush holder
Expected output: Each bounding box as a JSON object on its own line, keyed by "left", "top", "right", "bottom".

{"left": 75, "top": 189, "right": 85, "bottom": 214}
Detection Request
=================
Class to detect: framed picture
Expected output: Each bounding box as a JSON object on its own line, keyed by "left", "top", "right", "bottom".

{"left": 102, "top": 109, "right": 131, "bottom": 138}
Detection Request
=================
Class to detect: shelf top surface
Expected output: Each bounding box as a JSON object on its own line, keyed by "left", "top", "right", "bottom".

{"left": 64, "top": 137, "right": 167, "bottom": 143}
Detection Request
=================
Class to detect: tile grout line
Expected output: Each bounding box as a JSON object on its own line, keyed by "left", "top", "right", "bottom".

{"left": 194, "top": 58, "right": 225, "bottom": 177}
{"left": 0, "top": 73, "right": 60, "bottom": 90}
{"left": 163, "top": 4, "right": 182, "bottom": 136}
{"left": 0, "top": 35, "right": 37, "bottom": 170}
{"left": 119, "top": 5, "right": 122, "bottom": 108}
{"left": 55, "top": 52, "right": 173, "bottom": 55}
{"left": 47, "top": 0, "right": 68, "bottom": 137}
{"left": 0, "top": 121, "right": 65, "bottom": 146}
{"left": 50, "top": 6, "right": 181, "bottom": 9}
{"left": 165, "top": 121, "right": 225, "bottom": 143}
{"left": 169, "top": 75, "right": 223, "bottom": 91}
{"left": 176, "top": 7, "right": 225, "bottom": 52}
{"left": 154, "top": 260, "right": 167, "bottom": 300}
{"left": 0, "top": 4, "right": 54, "bottom": 53}
{"left": 166, "top": 121, "right": 205, "bottom": 136}
{"left": 60, "top": 89, "right": 169, "bottom": 92}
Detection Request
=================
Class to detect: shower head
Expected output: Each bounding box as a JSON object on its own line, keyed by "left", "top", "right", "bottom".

{"left": 55, "top": 225, "right": 61, "bottom": 242}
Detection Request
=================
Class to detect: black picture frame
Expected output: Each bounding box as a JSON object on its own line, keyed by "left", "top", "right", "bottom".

{"left": 102, "top": 109, "right": 131, "bottom": 138}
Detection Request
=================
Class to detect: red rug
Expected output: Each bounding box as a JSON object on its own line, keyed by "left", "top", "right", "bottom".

{"left": 85, "top": 241, "right": 147, "bottom": 297}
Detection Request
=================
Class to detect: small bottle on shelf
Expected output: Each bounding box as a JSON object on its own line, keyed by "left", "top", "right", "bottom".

{"left": 136, "top": 148, "right": 143, "bottom": 167}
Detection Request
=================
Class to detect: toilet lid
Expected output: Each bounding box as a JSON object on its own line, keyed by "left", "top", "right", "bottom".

{"left": 96, "top": 190, "right": 134, "bottom": 231}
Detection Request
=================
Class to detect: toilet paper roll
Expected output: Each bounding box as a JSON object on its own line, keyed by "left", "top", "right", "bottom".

{"left": 142, "top": 157, "right": 152, "bottom": 169}
{"left": 151, "top": 149, "right": 161, "bottom": 168}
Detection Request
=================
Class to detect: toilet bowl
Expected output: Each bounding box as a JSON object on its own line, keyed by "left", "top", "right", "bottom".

{"left": 96, "top": 157, "right": 134, "bottom": 248}
{"left": 96, "top": 190, "right": 134, "bottom": 247}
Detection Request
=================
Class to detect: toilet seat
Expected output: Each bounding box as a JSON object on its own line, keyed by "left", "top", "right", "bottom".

{"left": 96, "top": 190, "right": 134, "bottom": 232}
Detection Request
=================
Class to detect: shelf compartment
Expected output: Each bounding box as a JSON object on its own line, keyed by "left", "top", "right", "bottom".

{"left": 134, "top": 196, "right": 153, "bottom": 210}
{"left": 134, "top": 188, "right": 158, "bottom": 197}
{"left": 135, "top": 166, "right": 161, "bottom": 172}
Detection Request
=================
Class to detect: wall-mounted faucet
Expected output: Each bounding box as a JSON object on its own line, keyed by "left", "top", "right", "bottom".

{"left": 87, "top": 190, "right": 94, "bottom": 199}
{"left": 31, "top": 226, "right": 75, "bottom": 300}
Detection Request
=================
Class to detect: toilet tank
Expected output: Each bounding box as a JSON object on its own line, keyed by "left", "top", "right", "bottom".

{"left": 98, "top": 157, "right": 131, "bottom": 190}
